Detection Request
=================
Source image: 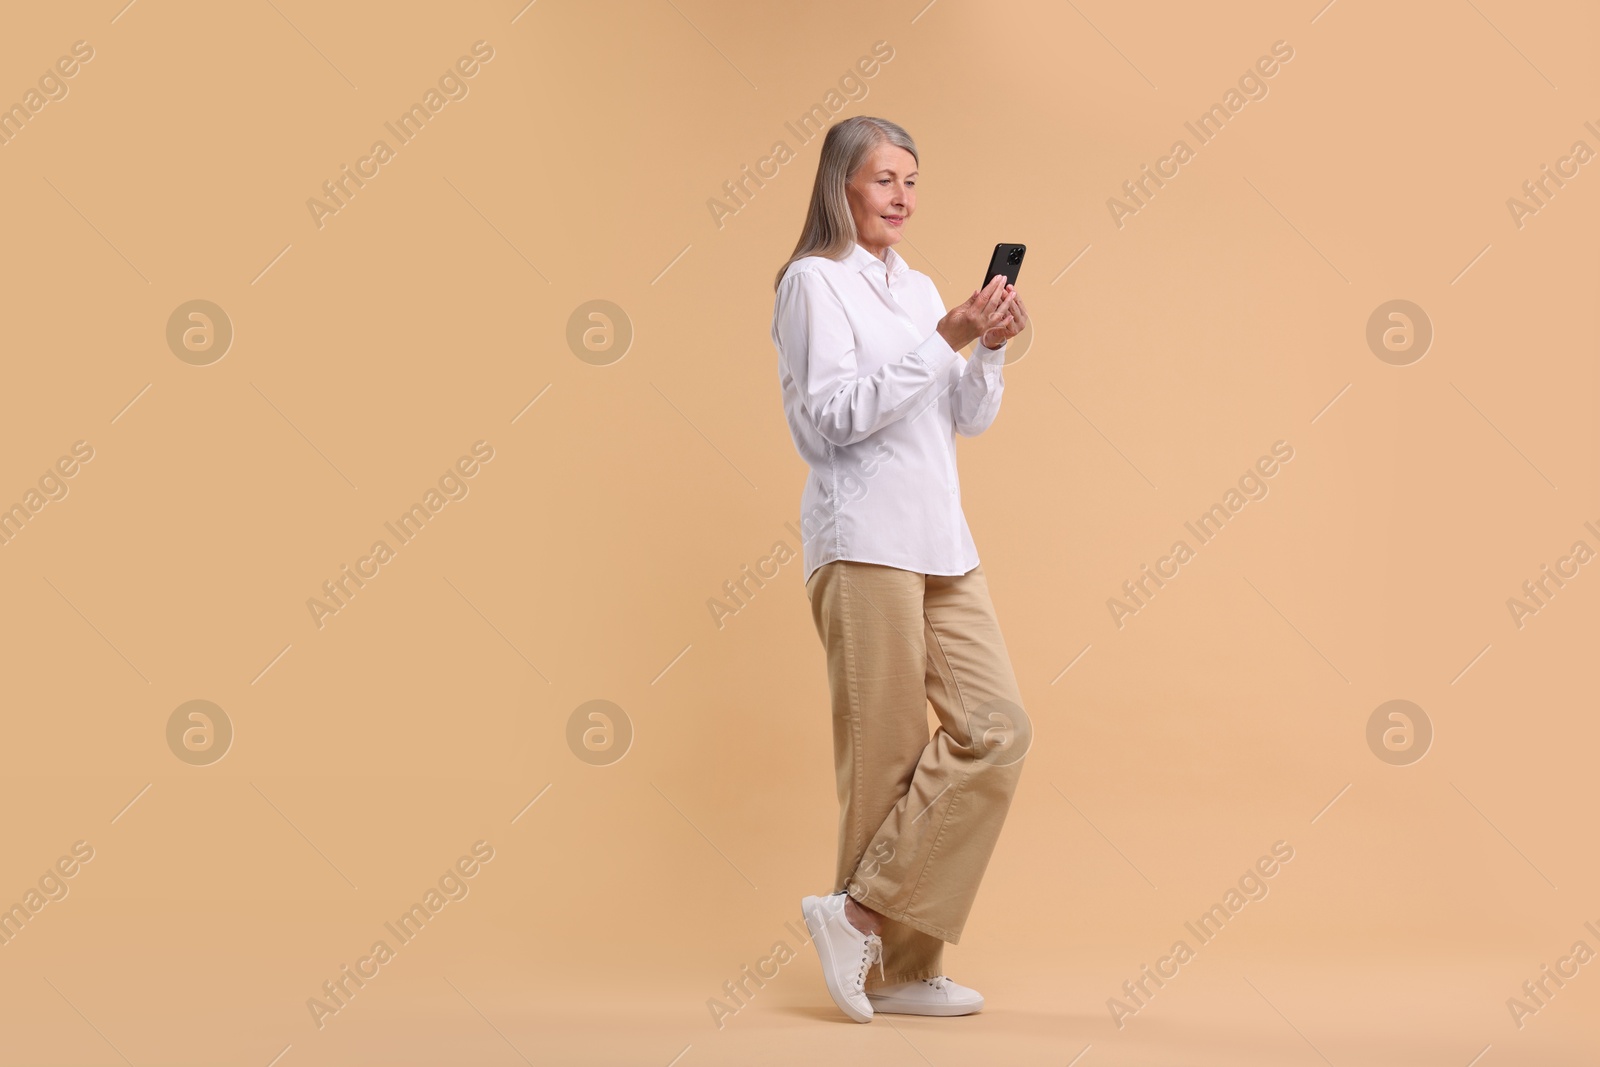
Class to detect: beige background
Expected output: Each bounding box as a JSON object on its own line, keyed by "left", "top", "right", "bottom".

{"left": 1, "top": 0, "right": 1595, "bottom": 1063}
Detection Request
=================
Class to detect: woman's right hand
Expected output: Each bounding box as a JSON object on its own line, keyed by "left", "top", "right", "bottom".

{"left": 937, "top": 275, "right": 1017, "bottom": 353}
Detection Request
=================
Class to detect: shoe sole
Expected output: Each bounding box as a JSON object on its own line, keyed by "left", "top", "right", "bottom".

{"left": 866, "top": 995, "right": 984, "bottom": 1017}
{"left": 801, "top": 897, "right": 872, "bottom": 1023}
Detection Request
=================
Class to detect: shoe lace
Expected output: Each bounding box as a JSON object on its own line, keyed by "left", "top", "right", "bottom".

{"left": 856, "top": 934, "right": 885, "bottom": 990}
{"left": 925, "top": 975, "right": 949, "bottom": 990}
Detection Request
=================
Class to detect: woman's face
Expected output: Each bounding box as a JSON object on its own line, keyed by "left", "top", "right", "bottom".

{"left": 845, "top": 142, "right": 916, "bottom": 257}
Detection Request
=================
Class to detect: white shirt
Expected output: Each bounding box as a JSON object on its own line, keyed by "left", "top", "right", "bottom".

{"left": 772, "top": 241, "right": 1008, "bottom": 585}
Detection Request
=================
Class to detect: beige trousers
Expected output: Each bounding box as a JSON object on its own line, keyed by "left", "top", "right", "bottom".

{"left": 805, "top": 559, "right": 1028, "bottom": 989}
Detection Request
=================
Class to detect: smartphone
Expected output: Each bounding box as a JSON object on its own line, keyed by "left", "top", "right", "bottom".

{"left": 983, "top": 243, "right": 1026, "bottom": 289}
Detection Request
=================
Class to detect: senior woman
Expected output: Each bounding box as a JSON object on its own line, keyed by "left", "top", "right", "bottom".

{"left": 772, "top": 115, "right": 1032, "bottom": 1023}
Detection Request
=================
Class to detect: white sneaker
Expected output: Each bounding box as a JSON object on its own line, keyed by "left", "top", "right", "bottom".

{"left": 867, "top": 975, "right": 985, "bottom": 1016}
{"left": 801, "top": 892, "right": 884, "bottom": 1023}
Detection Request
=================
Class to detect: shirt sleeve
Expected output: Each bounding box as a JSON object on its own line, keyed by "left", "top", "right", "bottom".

{"left": 953, "top": 339, "right": 1007, "bottom": 437}
{"left": 776, "top": 268, "right": 960, "bottom": 447}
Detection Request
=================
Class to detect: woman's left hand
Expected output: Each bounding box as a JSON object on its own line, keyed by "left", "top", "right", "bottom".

{"left": 980, "top": 287, "right": 1028, "bottom": 350}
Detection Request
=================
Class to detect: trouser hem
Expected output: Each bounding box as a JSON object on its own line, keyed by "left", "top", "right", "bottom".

{"left": 865, "top": 969, "right": 939, "bottom": 990}
{"left": 845, "top": 880, "right": 959, "bottom": 944}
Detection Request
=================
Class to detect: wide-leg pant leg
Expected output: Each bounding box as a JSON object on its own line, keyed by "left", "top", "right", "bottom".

{"left": 841, "top": 563, "right": 1027, "bottom": 946}
{"left": 806, "top": 559, "right": 1027, "bottom": 987}
{"left": 806, "top": 560, "right": 947, "bottom": 986}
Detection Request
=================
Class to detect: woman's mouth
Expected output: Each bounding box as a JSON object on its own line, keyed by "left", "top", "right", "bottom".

{"left": 882, "top": 215, "right": 904, "bottom": 228}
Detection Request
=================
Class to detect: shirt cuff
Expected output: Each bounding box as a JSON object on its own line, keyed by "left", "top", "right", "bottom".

{"left": 973, "top": 339, "right": 1008, "bottom": 364}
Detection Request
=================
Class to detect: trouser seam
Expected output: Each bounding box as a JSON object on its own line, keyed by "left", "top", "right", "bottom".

{"left": 840, "top": 567, "right": 865, "bottom": 869}
{"left": 903, "top": 765, "right": 967, "bottom": 922}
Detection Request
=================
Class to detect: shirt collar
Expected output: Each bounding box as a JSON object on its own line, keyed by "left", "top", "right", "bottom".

{"left": 844, "top": 241, "right": 907, "bottom": 283}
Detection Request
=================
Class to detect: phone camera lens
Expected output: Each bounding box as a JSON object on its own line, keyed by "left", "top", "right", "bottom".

{"left": 1007, "top": 249, "right": 1021, "bottom": 264}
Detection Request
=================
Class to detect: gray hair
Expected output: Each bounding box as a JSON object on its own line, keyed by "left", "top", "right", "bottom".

{"left": 773, "top": 115, "right": 918, "bottom": 291}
